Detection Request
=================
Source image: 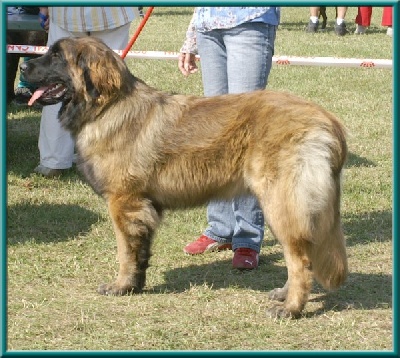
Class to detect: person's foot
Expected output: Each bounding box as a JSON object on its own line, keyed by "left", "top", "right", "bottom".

{"left": 183, "top": 235, "right": 232, "bottom": 255}
{"left": 386, "top": 27, "right": 393, "bottom": 37}
{"left": 334, "top": 22, "right": 348, "bottom": 36}
{"left": 305, "top": 19, "right": 319, "bottom": 33}
{"left": 354, "top": 24, "right": 367, "bottom": 35}
{"left": 34, "top": 164, "right": 65, "bottom": 178}
{"left": 232, "top": 248, "right": 259, "bottom": 270}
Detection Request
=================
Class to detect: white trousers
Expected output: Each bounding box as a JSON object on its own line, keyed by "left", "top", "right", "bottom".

{"left": 38, "top": 22, "right": 131, "bottom": 169}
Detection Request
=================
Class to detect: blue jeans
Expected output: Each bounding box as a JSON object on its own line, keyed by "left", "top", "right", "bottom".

{"left": 197, "top": 22, "right": 277, "bottom": 253}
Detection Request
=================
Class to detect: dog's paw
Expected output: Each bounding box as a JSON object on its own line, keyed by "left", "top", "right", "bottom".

{"left": 97, "top": 282, "right": 141, "bottom": 296}
{"left": 268, "top": 287, "right": 287, "bottom": 302}
{"left": 266, "top": 304, "right": 300, "bottom": 320}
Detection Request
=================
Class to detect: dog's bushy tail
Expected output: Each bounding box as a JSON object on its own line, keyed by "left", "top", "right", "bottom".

{"left": 249, "top": 108, "right": 348, "bottom": 292}
{"left": 260, "top": 115, "right": 348, "bottom": 291}
{"left": 293, "top": 120, "right": 348, "bottom": 290}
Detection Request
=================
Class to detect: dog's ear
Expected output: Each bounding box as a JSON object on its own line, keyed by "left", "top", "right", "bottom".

{"left": 77, "top": 45, "right": 124, "bottom": 101}
{"left": 83, "top": 67, "right": 101, "bottom": 99}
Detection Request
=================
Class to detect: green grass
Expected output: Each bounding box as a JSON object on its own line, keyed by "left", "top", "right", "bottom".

{"left": 6, "top": 7, "right": 393, "bottom": 351}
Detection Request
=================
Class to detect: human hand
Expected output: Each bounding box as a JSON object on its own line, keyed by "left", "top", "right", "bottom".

{"left": 38, "top": 7, "right": 49, "bottom": 32}
{"left": 178, "top": 52, "right": 198, "bottom": 76}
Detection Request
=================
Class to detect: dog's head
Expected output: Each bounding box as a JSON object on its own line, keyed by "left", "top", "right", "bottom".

{"left": 20, "top": 37, "right": 133, "bottom": 107}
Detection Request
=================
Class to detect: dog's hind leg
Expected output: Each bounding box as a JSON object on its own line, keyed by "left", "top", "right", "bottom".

{"left": 249, "top": 181, "right": 314, "bottom": 318}
{"left": 267, "top": 220, "right": 314, "bottom": 318}
{"left": 250, "top": 130, "right": 347, "bottom": 318}
{"left": 265, "top": 172, "right": 347, "bottom": 319}
{"left": 97, "top": 195, "right": 161, "bottom": 296}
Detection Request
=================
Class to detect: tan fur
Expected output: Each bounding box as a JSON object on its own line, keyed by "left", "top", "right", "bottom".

{"left": 25, "top": 37, "right": 349, "bottom": 318}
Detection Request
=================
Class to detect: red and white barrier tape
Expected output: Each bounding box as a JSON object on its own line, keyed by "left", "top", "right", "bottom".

{"left": 7, "top": 44, "right": 392, "bottom": 69}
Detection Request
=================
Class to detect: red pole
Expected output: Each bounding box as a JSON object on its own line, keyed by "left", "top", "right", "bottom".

{"left": 121, "top": 6, "right": 154, "bottom": 59}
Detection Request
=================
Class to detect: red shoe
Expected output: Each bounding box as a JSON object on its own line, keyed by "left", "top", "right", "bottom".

{"left": 183, "top": 235, "right": 232, "bottom": 255}
{"left": 232, "top": 248, "right": 259, "bottom": 270}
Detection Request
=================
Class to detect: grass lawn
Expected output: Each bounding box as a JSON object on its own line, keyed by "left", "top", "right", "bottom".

{"left": 5, "top": 6, "right": 394, "bottom": 351}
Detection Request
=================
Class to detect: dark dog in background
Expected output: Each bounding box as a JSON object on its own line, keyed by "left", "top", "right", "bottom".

{"left": 319, "top": 6, "right": 338, "bottom": 30}
{"left": 20, "top": 37, "right": 348, "bottom": 318}
{"left": 7, "top": 6, "right": 47, "bottom": 104}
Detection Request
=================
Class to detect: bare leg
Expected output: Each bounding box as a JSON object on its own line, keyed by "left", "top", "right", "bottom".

{"left": 309, "top": 7, "right": 320, "bottom": 17}
{"left": 336, "top": 7, "right": 348, "bottom": 20}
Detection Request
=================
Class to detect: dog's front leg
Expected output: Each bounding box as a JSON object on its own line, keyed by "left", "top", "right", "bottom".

{"left": 97, "top": 195, "right": 161, "bottom": 296}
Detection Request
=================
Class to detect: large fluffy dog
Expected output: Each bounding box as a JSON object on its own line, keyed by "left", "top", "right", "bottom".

{"left": 20, "top": 37, "right": 348, "bottom": 318}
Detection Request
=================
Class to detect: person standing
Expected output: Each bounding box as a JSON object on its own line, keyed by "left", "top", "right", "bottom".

{"left": 354, "top": 6, "right": 393, "bottom": 36}
{"left": 354, "top": 6, "right": 373, "bottom": 34}
{"left": 178, "top": 7, "right": 280, "bottom": 270}
{"left": 34, "top": 7, "right": 136, "bottom": 177}
{"left": 382, "top": 6, "right": 393, "bottom": 37}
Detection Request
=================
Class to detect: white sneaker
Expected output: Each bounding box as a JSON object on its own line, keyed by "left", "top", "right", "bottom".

{"left": 354, "top": 24, "right": 367, "bottom": 34}
{"left": 386, "top": 27, "right": 393, "bottom": 37}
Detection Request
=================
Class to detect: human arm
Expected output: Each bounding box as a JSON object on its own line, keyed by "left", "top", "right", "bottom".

{"left": 178, "top": 9, "right": 199, "bottom": 76}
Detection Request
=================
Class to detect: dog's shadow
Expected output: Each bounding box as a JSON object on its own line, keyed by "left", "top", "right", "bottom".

{"left": 148, "top": 208, "right": 392, "bottom": 317}
{"left": 346, "top": 152, "right": 376, "bottom": 168}
{"left": 7, "top": 202, "right": 101, "bottom": 245}
{"left": 343, "top": 209, "right": 392, "bottom": 246}
{"left": 149, "top": 254, "right": 392, "bottom": 317}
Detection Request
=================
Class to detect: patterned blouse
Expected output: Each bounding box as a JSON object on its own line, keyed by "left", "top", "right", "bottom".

{"left": 49, "top": 7, "right": 136, "bottom": 32}
{"left": 181, "top": 7, "right": 280, "bottom": 54}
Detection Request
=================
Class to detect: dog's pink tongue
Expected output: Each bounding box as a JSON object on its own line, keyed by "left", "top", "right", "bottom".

{"left": 28, "top": 87, "right": 47, "bottom": 106}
